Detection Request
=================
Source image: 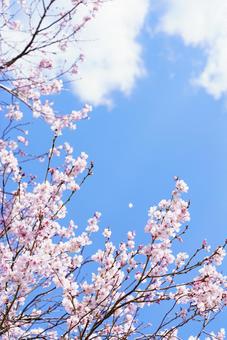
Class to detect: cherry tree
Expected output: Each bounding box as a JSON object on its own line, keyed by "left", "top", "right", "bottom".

{"left": 0, "top": 1, "right": 226, "bottom": 339}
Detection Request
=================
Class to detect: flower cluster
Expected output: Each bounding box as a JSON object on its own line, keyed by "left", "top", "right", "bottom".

{"left": 0, "top": 0, "right": 101, "bottom": 134}
{"left": 0, "top": 143, "right": 225, "bottom": 339}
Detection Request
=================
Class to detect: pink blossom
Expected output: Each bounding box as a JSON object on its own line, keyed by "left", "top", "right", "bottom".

{"left": 39, "top": 59, "right": 53, "bottom": 69}
{"left": 103, "top": 228, "right": 111, "bottom": 238}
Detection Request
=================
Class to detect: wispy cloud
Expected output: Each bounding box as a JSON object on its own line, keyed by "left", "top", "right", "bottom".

{"left": 158, "top": 0, "right": 227, "bottom": 99}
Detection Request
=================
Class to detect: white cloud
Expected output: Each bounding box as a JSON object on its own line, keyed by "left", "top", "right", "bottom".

{"left": 158, "top": 0, "right": 227, "bottom": 99}
{"left": 72, "top": 0, "right": 149, "bottom": 106}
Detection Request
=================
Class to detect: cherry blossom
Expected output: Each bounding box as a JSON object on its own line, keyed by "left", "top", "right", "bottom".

{"left": 0, "top": 1, "right": 226, "bottom": 339}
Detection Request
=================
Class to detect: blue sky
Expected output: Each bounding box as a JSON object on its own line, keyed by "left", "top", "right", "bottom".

{"left": 62, "top": 3, "right": 227, "bottom": 249}
{"left": 4, "top": 1, "right": 226, "bottom": 336}
{"left": 63, "top": 3, "right": 227, "bottom": 334}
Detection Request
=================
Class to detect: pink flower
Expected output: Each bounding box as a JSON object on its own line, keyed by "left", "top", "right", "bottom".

{"left": 39, "top": 59, "right": 53, "bottom": 69}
